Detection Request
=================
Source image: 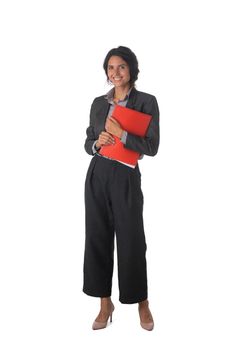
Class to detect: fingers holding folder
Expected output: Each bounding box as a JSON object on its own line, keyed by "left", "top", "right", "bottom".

{"left": 96, "top": 131, "right": 115, "bottom": 148}
{"left": 105, "top": 115, "right": 124, "bottom": 139}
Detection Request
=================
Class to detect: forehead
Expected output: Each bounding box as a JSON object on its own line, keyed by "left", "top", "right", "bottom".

{"left": 108, "top": 55, "right": 128, "bottom": 66}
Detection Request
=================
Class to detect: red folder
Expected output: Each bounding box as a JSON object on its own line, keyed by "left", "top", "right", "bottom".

{"left": 99, "top": 105, "right": 152, "bottom": 167}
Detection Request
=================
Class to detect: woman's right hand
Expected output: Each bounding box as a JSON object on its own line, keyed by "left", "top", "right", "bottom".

{"left": 96, "top": 131, "right": 115, "bottom": 148}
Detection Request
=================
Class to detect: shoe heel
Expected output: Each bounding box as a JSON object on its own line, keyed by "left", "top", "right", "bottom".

{"left": 110, "top": 313, "right": 113, "bottom": 323}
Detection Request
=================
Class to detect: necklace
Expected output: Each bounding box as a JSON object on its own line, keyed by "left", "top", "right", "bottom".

{"left": 114, "top": 95, "right": 125, "bottom": 101}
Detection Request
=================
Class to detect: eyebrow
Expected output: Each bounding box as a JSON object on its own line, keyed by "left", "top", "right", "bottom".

{"left": 108, "top": 64, "right": 127, "bottom": 67}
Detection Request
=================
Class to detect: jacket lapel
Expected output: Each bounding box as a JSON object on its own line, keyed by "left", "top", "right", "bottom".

{"left": 126, "top": 87, "right": 138, "bottom": 109}
{"left": 96, "top": 99, "right": 110, "bottom": 136}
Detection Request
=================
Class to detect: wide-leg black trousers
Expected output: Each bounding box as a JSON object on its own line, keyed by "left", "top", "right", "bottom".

{"left": 83, "top": 154, "right": 148, "bottom": 304}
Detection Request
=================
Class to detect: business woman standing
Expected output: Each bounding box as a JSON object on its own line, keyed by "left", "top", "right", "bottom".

{"left": 83, "top": 46, "right": 160, "bottom": 331}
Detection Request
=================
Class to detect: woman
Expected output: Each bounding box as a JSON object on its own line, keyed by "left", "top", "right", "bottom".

{"left": 83, "top": 46, "right": 160, "bottom": 331}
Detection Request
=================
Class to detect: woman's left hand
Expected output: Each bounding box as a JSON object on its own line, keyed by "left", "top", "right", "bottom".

{"left": 105, "top": 116, "right": 124, "bottom": 139}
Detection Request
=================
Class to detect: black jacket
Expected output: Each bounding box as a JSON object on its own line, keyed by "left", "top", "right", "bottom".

{"left": 84, "top": 87, "right": 160, "bottom": 157}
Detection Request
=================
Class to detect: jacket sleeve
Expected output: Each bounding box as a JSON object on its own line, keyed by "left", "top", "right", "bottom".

{"left": 124, "top": 96, "right": 160, "bottom": 156}
{"left": 84, "top": 99, "right": 97, "bottom": 155}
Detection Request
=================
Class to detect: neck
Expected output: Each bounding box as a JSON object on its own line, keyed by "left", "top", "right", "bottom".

{"left": 114, "top": 84, "right": 131, "bottom": 100}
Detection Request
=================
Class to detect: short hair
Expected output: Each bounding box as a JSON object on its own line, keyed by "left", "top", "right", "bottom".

{"left": 103, "top": 46, "right": 140, "bottom": 87}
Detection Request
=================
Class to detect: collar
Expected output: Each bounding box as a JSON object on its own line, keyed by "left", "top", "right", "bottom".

{"left": 104, "top": 86, "right": 133, "bottom": 103}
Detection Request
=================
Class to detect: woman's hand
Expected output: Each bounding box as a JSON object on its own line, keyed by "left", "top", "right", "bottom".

{"left": 105, "top": 116, "right": 124, "bottom": 139}
{"left": 96, "top": 131, "right": 115, "bottom": 148}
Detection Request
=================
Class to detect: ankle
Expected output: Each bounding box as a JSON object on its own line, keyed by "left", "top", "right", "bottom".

{"left": 100, "top": 297, "right": 113, "bottom": 310}
{"left": 139, "top": 299, "right": 149, "bottom": 309}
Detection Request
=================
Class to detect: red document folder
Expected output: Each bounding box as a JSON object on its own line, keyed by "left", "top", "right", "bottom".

{"left": 99, "top": 105, "right": 152, "bottom": 167}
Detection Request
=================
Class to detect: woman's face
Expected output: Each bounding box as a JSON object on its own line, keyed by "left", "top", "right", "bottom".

{"left": 107, "top": 55, "right": 131, "bottom": 89}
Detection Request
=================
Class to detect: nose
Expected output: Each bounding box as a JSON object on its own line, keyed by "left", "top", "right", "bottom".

{"left": 114, "top": 67, "right": 120, "bottom": 75}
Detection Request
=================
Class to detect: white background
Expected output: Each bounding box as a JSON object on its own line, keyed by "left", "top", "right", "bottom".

{"left": 0, "top": 0, "right": 233, "bottom": 349}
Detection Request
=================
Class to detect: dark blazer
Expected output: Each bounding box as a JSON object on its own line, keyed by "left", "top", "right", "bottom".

{"left": 84, "top": 87, "right": 160, "bottom": 157}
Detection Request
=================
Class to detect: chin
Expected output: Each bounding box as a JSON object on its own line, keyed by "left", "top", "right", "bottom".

{"left": 114, "top": 82, "right": 127, "bottom": 88}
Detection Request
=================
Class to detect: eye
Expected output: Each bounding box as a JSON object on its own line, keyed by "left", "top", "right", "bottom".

{"left": 108, "top": 65, "right": 113, "bottom": 70}
{"left": 120, "top": 65, "right": 126, "bottom": 69}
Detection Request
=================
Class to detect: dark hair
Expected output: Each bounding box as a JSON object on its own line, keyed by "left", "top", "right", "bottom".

{"left": 103, "top": 46, "right": 140, "bottom": 87}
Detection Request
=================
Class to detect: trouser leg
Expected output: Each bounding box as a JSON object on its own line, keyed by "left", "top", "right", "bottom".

{"left": 110, "top": 163, "right": 148, "bottom": 304}
{"left": 83, "top": 156, "right": 115, "bottom": 297}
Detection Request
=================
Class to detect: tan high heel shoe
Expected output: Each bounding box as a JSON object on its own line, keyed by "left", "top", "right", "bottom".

{"left": 139, "top": 300, "right": 154, "bottom": 331}
{"left": 140, "top": 319, "right": 154, "bottom": 331}
{"left": 92, "top": 303, "right": 115, "bottom": 330}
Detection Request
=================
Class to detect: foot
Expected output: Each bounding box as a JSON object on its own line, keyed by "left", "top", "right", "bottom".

{"left": 138, "top": 299, "right": 154, "bottom": 331}
{"left": 92, "top": 297, "right": 115, "bottom": 330}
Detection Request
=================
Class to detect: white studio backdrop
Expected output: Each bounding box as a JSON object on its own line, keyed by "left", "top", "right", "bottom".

{"left": 0, "top": 0, "right": 233, "bottom": 349}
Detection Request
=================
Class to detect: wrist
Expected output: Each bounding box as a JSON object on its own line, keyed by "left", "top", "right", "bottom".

{"left": 118, "top": 129, "right": 124, "bottom": 139}
{"left": 95, "top": 141, "right": 101, "bottom": 149}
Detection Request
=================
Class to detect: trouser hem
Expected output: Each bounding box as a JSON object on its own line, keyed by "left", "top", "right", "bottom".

{"left": 83, "top": 288, "right": 111, "bottom": 299}
{"left": 119, "top": 294, "right": 148, "bottom": 304}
